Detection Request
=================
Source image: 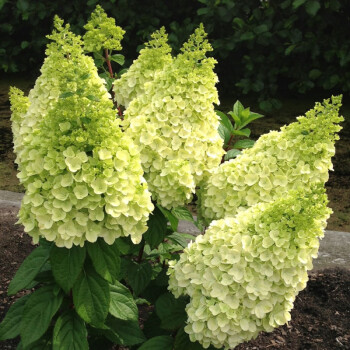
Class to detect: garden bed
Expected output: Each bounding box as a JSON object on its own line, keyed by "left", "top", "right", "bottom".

{"left": 0, "top": 206, "right": 349, "bottom": 350}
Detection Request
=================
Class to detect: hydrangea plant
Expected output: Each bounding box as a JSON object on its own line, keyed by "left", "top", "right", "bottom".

{"left": 0, "top": 5, "right": 343, "bottom": 350}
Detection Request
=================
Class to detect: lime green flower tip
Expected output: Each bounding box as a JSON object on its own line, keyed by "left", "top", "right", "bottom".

{"left": 83, "top": 5, "right": 125, "bottom": 53}
{"left": 198, "top": 96, "right": 343, "bottom": 224}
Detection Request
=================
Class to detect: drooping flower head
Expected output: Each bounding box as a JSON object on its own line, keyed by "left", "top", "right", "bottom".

{"left": 83, "top": 5, "right": 125, "bottom": 53}
{"left": 198, "top": 96, "right": 343, "bottom": 224}
{"left": 169, "top": 185, "right": 331, "bottom": 349}
{"left": 122, "top": 24, "right": 224, "bottom": 209}
{"left": 113, "top": 27, "right": 172, "bottom": 108}
{"left": 10, "top": 17, "right": 153, "bottom": 248}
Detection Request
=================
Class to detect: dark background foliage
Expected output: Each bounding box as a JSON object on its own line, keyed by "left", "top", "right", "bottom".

{"left": 1, "top": 0, "right": 349, "bottom": 109}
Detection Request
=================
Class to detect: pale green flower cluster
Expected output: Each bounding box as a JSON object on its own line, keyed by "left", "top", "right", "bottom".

{"left": 168, "top": 186, "right": 331, "bottom": 349}
{"left": 122, "top": 25, "right": 224, "bottom": 209}
{"left": 83, "top": 5, "right": 125, "bottom": 53}
{"left": 10, "top": 17, "right": 153, "bottom": 248}
{"left": 198, "top": 96, "right": 343, "bottom": 224}
{"left": 113, "top": 27, "right": 172, "bottom": 108}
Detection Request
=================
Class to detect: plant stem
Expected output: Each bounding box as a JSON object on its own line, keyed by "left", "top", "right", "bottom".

{"left": 104, "top": 49, "right": 114, "bottom": 78}
{"left": 221, "top": 134, "right": 235, "bottom": 163}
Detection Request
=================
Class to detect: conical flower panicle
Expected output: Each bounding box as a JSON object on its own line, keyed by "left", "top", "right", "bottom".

{"left": 10, "top": 18, "right": 153, "bottom": 248}
{"left": 113, "top": 27, "right": 172, "bottom": 108}
{"left": 168, "top": 186, "right": 331, "bottom": 349}
{"left": 122, "top": 25, "right": 224, "bottom": 209}
{"left": 83, "top": 5, "right": 125, "bottom": 53}
{"left": 198, "top": 96, "right": 343, "bottom": 224}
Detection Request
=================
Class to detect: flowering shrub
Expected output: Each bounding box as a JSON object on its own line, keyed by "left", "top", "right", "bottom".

{"left": 9, "top": 17, "right": 153, "bottom": 247}
{"left": 168, "top": 185, "right": 331, "bottom": 349}
{"left": 0, "top": 5, "right": 343, "bottom": 350}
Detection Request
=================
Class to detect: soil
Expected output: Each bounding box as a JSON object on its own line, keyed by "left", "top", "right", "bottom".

{"left": 0, "top": 207, "right": 349, "bottom": 350}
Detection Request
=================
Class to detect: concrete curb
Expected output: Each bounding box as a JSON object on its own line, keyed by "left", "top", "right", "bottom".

{"left": 1, "top": 190, "right": 349, "bottom": 271}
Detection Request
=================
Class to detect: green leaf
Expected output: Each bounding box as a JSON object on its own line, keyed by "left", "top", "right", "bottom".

{"left": 109, "top": 281, "right": 138, "bottom": 321}
{"left": 0, "top": 295, "right": 29, "bottom": 340}
{"left": 232, "top": 128, "right": 251, "bottom": 137}
{"left": 197, "top": 7, "right": 209, "bottom": 15}
{"left": 126, "top": 261, "right": 152, "bottom": 296}
{"left": 143, "top": 311, "right": 170, "bottom": 339}
{"left": 52, "top": 310, "right": 88, "bottom": 350}
{"left": 305, "top": 0, "right": 320, "bottom": 16}
{"left": 86, "top": 95, "right": 100, "bottom": 102}
{"left": 285, "top": 44, "right": 296, "bottom": 56}
{"left": 293, "top": 0, "right": 306, "bottom": 9}
{"left": 240, "top": 112, "right": 264, "bottom": 128}
{"left": 138, "top": 336, "right": 174, "bottom": 350}
{"left": 73, "top": 262, "right": 110, "bottom": 326}
{"left": 309, "top": 69, "right": 322, "bottom": 80}
{"left": 174, "top": 327, "right": 204, "bottom": 350}
{"left": 80, "top": 73, "right": 91, "bottom": 80}
{"left": 224, "top": 149, "right": 242, "bottom": 161}
{"left": 215, "top": 110, "right": 233, "bottom": 132}
{"left": 8, "top": 244, "right": 51, "bottom": 295}
{"left": 157, "top": 205, "right": 179, "bottom": 231}
{"left": 233, "top": 139, "right": 255, "bottom": 149}
{"left": 50, "top": 245, "right": 86, "bottom": 293}
{"left": 217, "top": 123, "right": 231, "bottom": 144}
{"left": 59, "top": 91, "right": 75, "bottom": 98}
{"left": 167, "top": 232, "right": 194, "bottom": 248}
{"left": 110, "top": 54, "right": 125, "bottom": 65}
{"left": 20, "top": 285, "right": 63, "bottom": 348}
{"left": 144, "top": 206, "right": 168, "bottom": 249}
{"left": 233, "top": 100, "right": 244, "bottom": 117}
{"left": 87, "top": 239, "right": 120, "bottom": 283}
{"left": 155, "top": 293, "right": 188, "bottom": 330}
{"left": 171, "top": 207, "right": 195, "bottom": 223}
{"left": 106, "top": 317, "right": 146, "bottom": 346}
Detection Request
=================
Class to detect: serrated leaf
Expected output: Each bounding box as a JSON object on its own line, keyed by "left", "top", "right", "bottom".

{"left": 157, "top": 205, "right": 179, "bottom": 231}
{"left": 72, "top": 262, "right": 110, "bottom": 326}
{"left": 20, "top": 285, "right": 63, "bottom": 348}
{"left": 86, "top": 95, "right": 100, "bottom": 102}
{"left": 110, "top": 54, "right": 125, "bottom": 65}
{"left": 50, "top": 245, "right": 86, "bottom": 293}
{"left": 87, "top": 239, "right": 120, "bottom": 283}
{"left": 106, "top": 317, "right": 146, "bottom": 346}
{"left": 233, "top": 139, "right": 255, "bottom": 149}
{"left": 8, "top": 244, "right": 51, "bottom": 295}
{"left": 52, "top": 310, "right": 88, "bottom": 350}
{"left": 171, "top": 207, "right": 195, "bottom": 223}
{"left": 138, "top": 335, "right": 174, "bottom": 350}
{"left": 167, "top": 232, "right": 194, "bottom": 248}
{"left": 59, "top": 91, "right": 75, "bottom": 98}
{"left": 240, "top": 112, "right": 264, "bottom": 128}
{"left": 109, "top": 281, "right": 138, "bottom": 321}
{"left": 144, "top": 206, "right": 168, "bottom": 249}
{"left": 224, "top": 149, "right": 242, "bottom": 161}
{"left": 155, "top": 293, "right": 188, "bottom": 330}
{"left": 0, "top": 295, "right": 29, "bottom": 340}
{"left": 233, "top": 100, "right": 244, "bottom": 118}
{"left": 126, "top": 262, "right": 152, "bottom": 296}
{"left": 232, "top": 128, "right": 251, "bottom": 137}
{"left": 215, "top": 110, "right": 233, "bottom": 132}
{"left": 218, "top": 123, "right": 231, "bottom": 144}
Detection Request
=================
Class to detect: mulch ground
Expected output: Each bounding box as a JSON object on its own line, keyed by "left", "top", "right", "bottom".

{"left": 1, "top": 207, "right": 349, "bottom": 350}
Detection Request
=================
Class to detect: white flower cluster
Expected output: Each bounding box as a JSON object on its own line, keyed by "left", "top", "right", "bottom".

{"left": 121, "top": 25, "right": 224, "bottom": 209}
{"left": 9, "top": 17, "right": 153, "bottom": 248}
{"left": 168, "top": 186, "right": 331, "bottom": 349}
{"left": 113, "top": 27, "right": 172, "bottom": 108}
{"left": 198, "top": 96, "right": 343, "bottom": 224}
